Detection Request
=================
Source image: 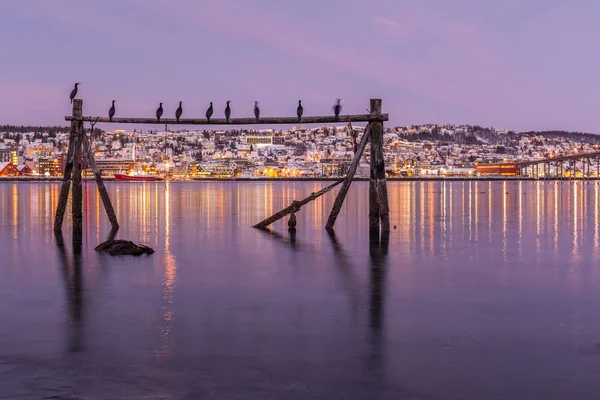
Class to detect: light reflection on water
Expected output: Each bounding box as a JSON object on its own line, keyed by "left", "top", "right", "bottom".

{"left": 1, "top": 181, "right": 600, "bottom": 399}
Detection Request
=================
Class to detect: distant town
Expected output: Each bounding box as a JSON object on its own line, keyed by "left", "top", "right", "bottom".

{"left": 1, "top": 123, "right": 600, "bottom": 180}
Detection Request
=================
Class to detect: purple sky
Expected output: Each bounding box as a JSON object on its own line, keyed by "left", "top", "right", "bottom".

{"left": 1, "top": 0, "right": 599, "bottom": 132}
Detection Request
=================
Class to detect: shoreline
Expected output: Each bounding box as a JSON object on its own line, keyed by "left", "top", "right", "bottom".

{"left": 1, "top": 176, "right": 598, "bottom": 182}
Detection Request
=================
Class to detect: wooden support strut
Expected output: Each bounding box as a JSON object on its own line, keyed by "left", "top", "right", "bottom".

{"left": 253, "top": 179, "right": 344, "bottom": 230}
{"left": 82, "top": 127, "right": 119, "bottom": 231}
{"left": 54, "top": 99, "right": 120, "bottom": 236}
{"left": 325, "top": 124, "right": 372, "bottom": 231}
{"left": 65, "top": 114, "right": 388, "bottom": 125}
{"left": 54, "top": 99, "right": 82, "bottom": 232}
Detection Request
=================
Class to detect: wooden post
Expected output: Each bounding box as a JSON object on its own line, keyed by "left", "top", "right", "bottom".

{"left": 82, "top": 133, "right": 119, "bottom": 230}
{"left": 325, "top": 124, "right": 372, "bottom": 231}
{"left": 369, "top": 99, "right": 390, "bottom": 234}
{"left": 54, "top": 99, "right": 82, "bottom": 232}
{"left": 71, "top": 113, "right": 84, "bottom": 241}
{"left": 253, "top": 179, "right": 344, "bottom": 229}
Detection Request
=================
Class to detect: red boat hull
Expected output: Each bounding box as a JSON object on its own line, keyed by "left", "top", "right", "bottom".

{"left": 114, "top": 173, "right": 163, "bottom": 182}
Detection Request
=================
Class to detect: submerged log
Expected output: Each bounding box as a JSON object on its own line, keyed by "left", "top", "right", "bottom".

{"left": 253, "top": 180, "right": 343, "bottom": 229}
{"left": 95, "top": 239, "right": 154, "bottom": 256}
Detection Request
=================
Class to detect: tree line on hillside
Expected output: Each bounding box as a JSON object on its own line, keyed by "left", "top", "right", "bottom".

{"left": 519, "top": 130, "right": 600, "bottom": 144}
{"left": 401, "top": 126, "right": 512, "bottom": 145}
{"left": 401, "top": 125, "right": 600, "bottom": 146}
{"left": 0, "top": 124, "right": 102, "bottom": 136}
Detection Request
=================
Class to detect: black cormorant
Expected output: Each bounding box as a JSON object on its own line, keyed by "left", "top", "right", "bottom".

{"left": 176, "top": 101, "right": 183, "bottom": 122}
{"left": 108, "top": 100, "right": 115, "bottom": 122}
{"left": 334, "top": 99, "right": 342, "bottom": 119}
{"left": 156, "top": 103, "right": 163, "bottom": 121}
{"left": 225, "top": 101, "right": 231, "bottom": 122}
{"left": 206, "top": 102, "right": 213, "bottom": 122}
{"left": 254, "top": 101, "right": 260, "bottom": 121}
{"left": 297, "top": 100, "right": 303, "bottom": 122}
{"left": 70, "top": 83, "right": 80, "bottom": 103}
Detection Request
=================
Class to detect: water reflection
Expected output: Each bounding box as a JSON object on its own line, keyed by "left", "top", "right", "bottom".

{"left": 327, "top": 231, "right": 361, "bottom": 318}
{"left": 366, "top": 230, "right": 389, "bottom": 372}
{"left": 595, "top": 183, "right": 599, "bottom": 261}
{"left": 3, "top": 182, "right": 600, "bottom": 398}
{"left": 259, "top": 228, "right": 301, "bottom": 251}
{"left": 158, "top": 182, "right": 177, "bottom": 359}
{"left": 55, "top": 230, "right": 85, "bottom": 354}
{"left": 4, "top": 181, "right": 600, "bottom": 273}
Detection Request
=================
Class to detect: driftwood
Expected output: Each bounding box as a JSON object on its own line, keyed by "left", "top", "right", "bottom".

{"left": 95, "top": 240, "right": 154, "bottom": 256}
{"left": 66, "top": 114, "right": 388, "bottom": 125}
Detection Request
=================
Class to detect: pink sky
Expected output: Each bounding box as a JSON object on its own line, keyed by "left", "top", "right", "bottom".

{"left": 1, "top": 0, "right": 599, "bottom": 132}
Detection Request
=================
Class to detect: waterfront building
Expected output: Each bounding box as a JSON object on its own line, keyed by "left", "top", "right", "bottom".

{"left": 17, "top": 165, "right": 32, "bottom": 176}
{"left": 476, "top": 163, "right": 520, "bottom": 176}
{"left": 0, "top": 149, "right": 17, "bottom": 165}
{"left": 0, "top": 162, "right": 18, "bottom": 176}
{"left": 245, "top": 136, "right": 273, "bottom": 147}
{"left": 36, "top": 158, "right": 60, "bottom": 176}
{"left": 439, "top": 166, "right": 476, "bottom": 177}
{"left": 95, "top": 158, "right": 135, "bottom": 177}
{"left": 193, "top": 160, "right": 241, "bottom": 177}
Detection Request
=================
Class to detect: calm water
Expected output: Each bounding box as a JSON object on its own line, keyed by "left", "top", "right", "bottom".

{"left": 1, "top": 181, "right": 600, "bottom": 399}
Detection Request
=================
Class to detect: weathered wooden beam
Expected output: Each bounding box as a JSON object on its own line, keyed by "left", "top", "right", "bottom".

{"left": 375, "top": 178, "right": 390, "bottom": 231}
{"left": 54, "top": 99, "right": 82, "bottom": 232}
{"left": 82, "top": 132, "right": 119, "bottom": 231}
{"left": 368, "top": 99, "right": 390, "bottom": 233}
{"left": 71, "top": 117, "right": 84, "bottom": 241}
{"left": 325, "top": 124, "right": 372, "bottom": 231}
{"left": 65, "top": 113, "right": 388, "bottom": 125}
{"left": 253, "top": 179, "right": 344, "bottom": 229}
{"left": 369, "top": 178, "right": 380, "bottom": 232}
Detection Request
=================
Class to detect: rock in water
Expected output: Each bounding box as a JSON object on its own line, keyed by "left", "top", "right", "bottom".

{"left": 95, "top": 240, "right": 154, "bottom": 256}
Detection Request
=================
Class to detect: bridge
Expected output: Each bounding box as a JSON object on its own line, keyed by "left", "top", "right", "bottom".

{"left": 518, "top": 151, "right": 600, "bottom": 178}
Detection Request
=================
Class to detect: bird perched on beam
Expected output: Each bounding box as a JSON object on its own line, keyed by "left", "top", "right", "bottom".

{"left": 70, "top": 83, "right": 80, "bottom": 103}
{"left": 254, "top": 101, "right": 260, "bottom": 121}
{"left": 334, "top": 99, "right": 342, "bottom": 120}
{"left": 176, "top": 101, "right": 183, "bottom": 122}
{"left": 156, "top": 103, "right": 163, "bottom": 121}
{"left": 297, "top": 100, "right": 303, "bottom": 122}
{"left": 225, "top": 101, "right": 231, "bottom": 123}
{"left": 206, "top": 102, "right": 213, "bottom": 122}
{"left": 108, "top": 100, "right": 116, "bottom": 122}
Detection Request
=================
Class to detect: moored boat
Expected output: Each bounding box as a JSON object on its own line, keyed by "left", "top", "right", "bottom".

{"left": 114, "top": 171, "right": 163, "bottom": 181}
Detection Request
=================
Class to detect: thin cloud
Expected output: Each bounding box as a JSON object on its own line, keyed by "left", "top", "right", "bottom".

{"left": 150, "top": 1, "right": 481, "bottom": 113}
{"left": 373, "top": 16, "right": 407, "bottom": 38}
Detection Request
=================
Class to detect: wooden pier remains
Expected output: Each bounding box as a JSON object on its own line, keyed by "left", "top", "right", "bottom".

{"left": 54, "top": 99, "right": 119, "bottom": 239}
{"left": 253, "top": 99, "right": 391, "bottom": 236}
{"left": 57, "top": 97, "right": 390, "bottom": 241}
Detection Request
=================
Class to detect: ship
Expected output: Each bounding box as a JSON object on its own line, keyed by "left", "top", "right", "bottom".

{"left": 113, "top": 144, "right": 163, "bottom": 181}
{"left": 114, "top": 170, "right": 163, "bottom": 181}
